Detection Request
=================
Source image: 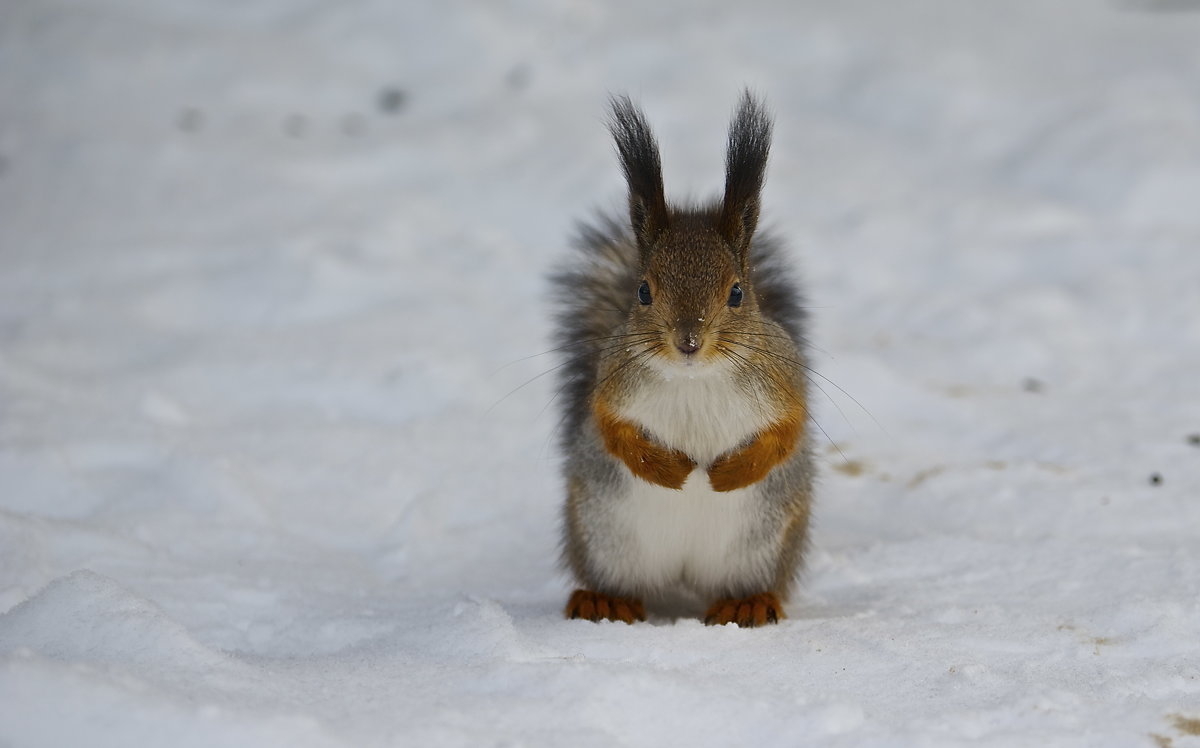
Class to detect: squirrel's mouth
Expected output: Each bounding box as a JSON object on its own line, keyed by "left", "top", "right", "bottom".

{"left": 652, "top": 352, "right": 726, "bottom": 380}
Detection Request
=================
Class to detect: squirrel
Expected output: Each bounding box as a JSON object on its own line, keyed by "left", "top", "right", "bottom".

{"left": 552, "top": 92, "right": 815, "bottom": 627}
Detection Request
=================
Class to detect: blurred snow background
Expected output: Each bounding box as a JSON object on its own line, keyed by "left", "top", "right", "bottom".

{"left": 1, "top": 0, "right": 1199, "bottom": 745}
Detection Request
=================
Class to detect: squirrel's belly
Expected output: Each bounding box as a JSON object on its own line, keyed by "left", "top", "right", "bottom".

{"left": 607, "top": 467, "right": 775, "bottom": 597}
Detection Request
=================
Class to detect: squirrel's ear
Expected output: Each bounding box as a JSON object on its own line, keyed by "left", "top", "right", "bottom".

{"left": 609, "top": 95, "right": 669, "bottom": 249}
{"left": 719, "top": 91, "right": 772, "bottom": 257}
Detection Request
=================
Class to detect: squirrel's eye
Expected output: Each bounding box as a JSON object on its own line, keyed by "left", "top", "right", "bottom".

{"left": 637, "top": 280, "right": 652, "bottom": 305}
{"left": 728, "top": 283, "right": 743, "bottom": 308}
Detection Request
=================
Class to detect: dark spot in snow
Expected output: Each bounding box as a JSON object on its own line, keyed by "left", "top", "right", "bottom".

{"left": 1022, "top": 377, "right": 1044, "bottom": 393}
{"left": 833, "top": 459, "right": 866, "bottom": 477}
{"left": 0, "top": 154, "right": 7, "bottom": 175}
{"left": 1186, "top": 433, "right": 1200, "bottom": 447}
{"left": 1172, "top": 714, "right": 1200, "bottom": 736}
{"left": 1149, "top": 472, "right": 1163, "bottom": 486}
{"left": 507, "top": 64, "right": 532, "bottom": 91}
{"left": 907, "top": 465, "right": 945, "bottom": 489}
{"left": 378, "top": 87, "right": 407, "bottom": 114}
{"left": 177, "top": 107, "right": 203, "bottom": 132}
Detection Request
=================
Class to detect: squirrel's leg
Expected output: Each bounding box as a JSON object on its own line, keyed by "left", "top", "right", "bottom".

{"left": 708, "top": 415, "right": 804, "bottom": 492}
{"left": 565, "top": 589, "right": 646, "bottom": 624}
{"left": 593, "top": 403, "right": 695, "bottom": 489}
{"left": 703, "top": 592, "right": 784, "bottom": 627}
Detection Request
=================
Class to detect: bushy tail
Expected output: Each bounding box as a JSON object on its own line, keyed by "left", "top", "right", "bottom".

{"left": 549, "top": 216, "right": 640, "bottom": 442}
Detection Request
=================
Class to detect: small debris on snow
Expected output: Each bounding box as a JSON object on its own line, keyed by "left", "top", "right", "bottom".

{"left": 177, "top": 107, "right": 203, "bottom": 133}
{"left": 378, "top": 87, "right": 407, "bottom": 114}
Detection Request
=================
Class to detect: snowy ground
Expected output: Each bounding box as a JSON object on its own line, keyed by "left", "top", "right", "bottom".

{"left": 2, "top": 0, "right": 1200, "bottom": 745}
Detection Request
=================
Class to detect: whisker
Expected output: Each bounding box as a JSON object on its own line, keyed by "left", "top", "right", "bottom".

{"left": 540, "top": 342, "right": 664, "bottom": 456}
{"left": 716, "top": 337, "right": 879, "bottom": 432}
{"left": 491, "top": 333, "right": 661, "bottom": 415}
{"left": 716, "top": 337, "right": 852, "bottom": 431}
{"left": 491, "top": 330, "right": 657, "bottom": 374}
{"left": 593, "top": 341, "right": 665, "bottom": 394}
{"left": 721, "top": 322, "right": 830, "bottom": 358}
{"left": 487, "top": 359, "right": 575, "bottom": 415}
{"left": 536, "top": 337, "right": 660, "bottom": 418}
{"left": 715, "top": 344, "right": 849, "bottom": 463}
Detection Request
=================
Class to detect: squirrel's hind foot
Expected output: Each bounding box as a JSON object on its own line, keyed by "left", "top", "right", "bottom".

{"left": 704, "top": 592, "right": 783, "bottom": 627}
{"left": 565, "top": 589, "right": 646, "bottom": 624}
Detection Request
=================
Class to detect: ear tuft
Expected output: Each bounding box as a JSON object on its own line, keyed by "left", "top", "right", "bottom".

{"left": 608, "top": 95, "right": 669, "bottom": 248}
{"left": 719, "top": 90, "right": 772, "bottom": 254}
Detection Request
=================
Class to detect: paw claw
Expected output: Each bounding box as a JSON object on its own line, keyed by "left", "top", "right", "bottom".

{"left": 703, "top": 593, "right": 784, "bottom": 628}
{"left": 565, "top": 590, "right": 645, "bottom": 624}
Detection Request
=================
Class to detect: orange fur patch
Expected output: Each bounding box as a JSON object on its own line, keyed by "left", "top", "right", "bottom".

{"left": 704, "top": 592, "right": 784, "bottom": 627}
{"left": 707, "top": 414, "right": 804, "bottom": 492}
{"left": 594, "top": 401, "right": 695, "bottom": 489}
{"left": 565, "top": 589, "right": 646, "bottom": 624}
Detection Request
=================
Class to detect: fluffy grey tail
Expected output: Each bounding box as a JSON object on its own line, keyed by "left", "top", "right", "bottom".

{"left": 549, "top": 217, "right": 640, "bottom": 444}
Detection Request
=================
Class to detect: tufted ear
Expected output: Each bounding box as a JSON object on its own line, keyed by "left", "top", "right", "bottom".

{"left": 609, "top": 95, "right": 669, "bottom": 250}
{"left": 719, "top": 91, "right": 772, "bottom": 259}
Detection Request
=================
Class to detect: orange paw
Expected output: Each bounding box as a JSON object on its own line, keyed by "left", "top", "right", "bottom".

{"left": 642, "top": 447, "right": 696, "bottom": 490}
{"left": 565, "top": 589, "right": 646, "bottom": 624}
{"left": 704, "top": 592, "right": 784, "bottom": 627}
{"left": 708, "top": 417, "right": 804, "bottom": 492}
{"left": 708, "top": 451, "right": 769, "bottom": 492}
{"left": 594, "top": 402, "right": 695, "bottom": 489}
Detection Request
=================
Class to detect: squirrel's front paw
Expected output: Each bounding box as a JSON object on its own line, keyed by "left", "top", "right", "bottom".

{"left": 618, "top": 444, "right": 694, "bottom": 489}
{"left": 708, "top": 420, "right": 802, "bottom": 492}
{"left": 708, "top": 450, "right": 769, "bottom": 492}
{"left": 594, "top": 404, "right": 695, "bottom": 489}
{"left": 640, "top": 448, "right": 696, "bottom": 489}
{"left": 565, "top": 589, "right": 645, "bottom": 624}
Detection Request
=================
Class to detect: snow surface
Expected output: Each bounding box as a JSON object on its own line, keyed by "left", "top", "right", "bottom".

{"left": 2, "top": 0, "right": 1200, "bottom": 745}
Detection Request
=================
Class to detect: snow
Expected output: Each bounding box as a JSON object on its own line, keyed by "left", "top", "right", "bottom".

{"left": 2, "top": 0, "right": 1200, "bottom": 745}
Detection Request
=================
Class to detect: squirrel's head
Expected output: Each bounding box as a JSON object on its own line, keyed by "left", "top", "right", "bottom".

{"left": 609, "top": 92, "right": 772, "bottom": 372}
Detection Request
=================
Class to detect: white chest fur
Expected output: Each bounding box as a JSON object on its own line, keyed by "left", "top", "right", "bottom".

{"left": 598, "top": 367, "right": 778, "bottom": 598}
{"left": 618, "top": 367, "right": 771, "bottom": 466}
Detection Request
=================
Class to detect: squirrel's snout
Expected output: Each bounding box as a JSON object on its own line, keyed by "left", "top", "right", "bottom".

{"left": 675, "top": 330, "right": 701, "bottom": 356}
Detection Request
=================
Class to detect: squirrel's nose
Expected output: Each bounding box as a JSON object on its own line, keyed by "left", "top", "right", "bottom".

{"left": 676, "top": 331, "right": 700, "bottom": 355}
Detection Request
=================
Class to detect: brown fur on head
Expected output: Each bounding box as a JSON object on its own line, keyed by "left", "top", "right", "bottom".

{"left": 607, "top": 91, "right": 773, "bottom": 367}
